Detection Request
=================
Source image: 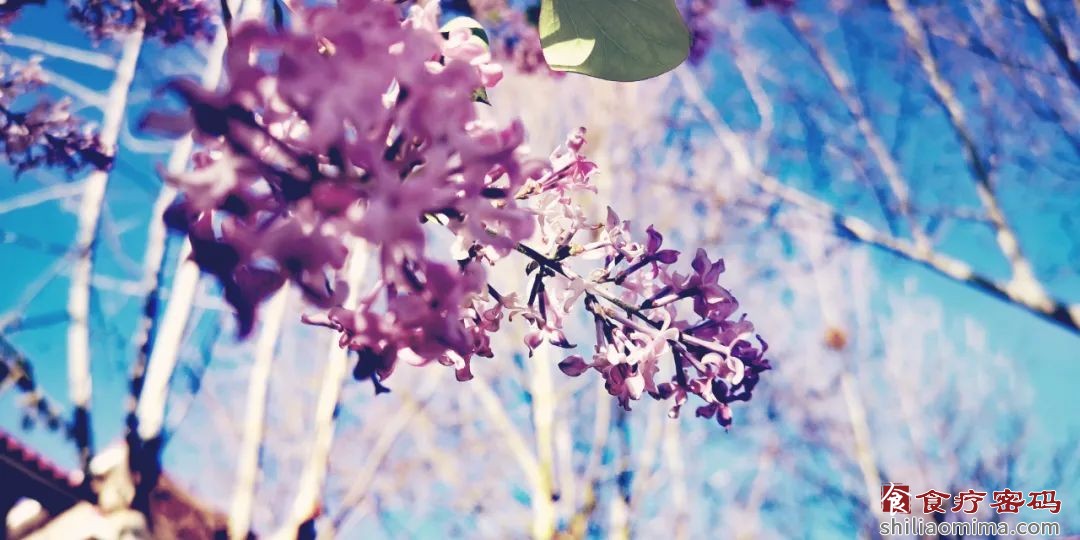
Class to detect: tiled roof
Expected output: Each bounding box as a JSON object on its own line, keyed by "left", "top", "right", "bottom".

{"left": 0, "top": 429, "right": 90, "bottom": 514}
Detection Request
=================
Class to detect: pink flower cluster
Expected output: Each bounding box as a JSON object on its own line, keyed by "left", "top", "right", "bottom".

{"left": 746, "top": 0, "right": 795, "bottom": 10}
{"left": 153, "top": 0, "right": 769, "bottom": 425}
{"left": 682, "top": 0, "right": 718, "bottom": 65}
{"left": 461, "top": 0, "right": 553, "bottom": 76}
{"left": 0, "top": 56, "right": 110, "bottom": 175}
{"left": 69, "top": 0, "right": 216, "bottom": 44}
{"left": 1, "top": 0, "right": 44, "bottom": 26}
{"left": 152, "top": 0, "right": 526, "bottom": 337}
{"left": 683, "top": 0, "right": 795, "bottom": 65}
{"left": 515, "top": 129, "right": 770, "bottom": 425}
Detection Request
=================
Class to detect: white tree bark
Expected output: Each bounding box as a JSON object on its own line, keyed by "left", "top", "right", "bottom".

{"left": 133, "top": 0, "right": 265, "bottom": 448}
{"left": 276, "top": 239, "right": 369, "bottom": 537}
{"left": 129, "top": 21, "right": 229, "bottom": 435}
{"left": 66, "top": 25, "right": 145, "bottom": 472}
{"left": 528, "top": 343, "right": 556, "bottom": 540}
{"left": 133, "top": 243, "right": 200, "bottom": 442}
{"left": 228, "top": 284, "right": 290, "bottom": 539}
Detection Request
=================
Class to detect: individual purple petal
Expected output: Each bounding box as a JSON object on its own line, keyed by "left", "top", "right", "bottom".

{"left": 558, "top": 355, "right": 590, "bottom": 377}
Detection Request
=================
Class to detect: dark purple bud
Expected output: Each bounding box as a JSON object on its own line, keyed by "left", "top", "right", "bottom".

{"left": 695, "top": 403, "right": 718, "bottom": 419}
{"left": 655, "top": 382, "right": 676, "bottom": 400}
{"left": 711, "top": 379, "right": 728, "bottom": 400}
{"left": 558, "top": 355, "right": 590, "bottom": 377}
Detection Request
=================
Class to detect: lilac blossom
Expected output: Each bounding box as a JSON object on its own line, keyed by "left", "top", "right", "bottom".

{"left": 746, "top": 0, "right": 795, "bottom": 10}
{"left": 1, "top": 0, "right": 44, "bottom": 26}
{"left": 151, "top": 0, "right": 769, "bottom": 426}
{"left": 493, "top": 128, "right": 770, "bottom": 426}
{"left": 682, "top": 0, "right": 717, "bottom": 65}
{"left": 461, "top": 0, "right": 555, "bottom": 76}
{"left": 68, "top": 0, "right": 216, "bottom": 44}
{"left": 0, "top": 55, "right": 110, "bottom": 175}
{"left": 682, "top": 0, "right": 795, "bottom": 65}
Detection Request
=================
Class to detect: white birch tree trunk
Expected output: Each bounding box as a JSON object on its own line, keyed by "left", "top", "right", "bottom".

{"left": 228, "top": 284, "right": 290, "bottom": 539}
{"left": 67, "top": 25, "right": 145, "bottom": 473}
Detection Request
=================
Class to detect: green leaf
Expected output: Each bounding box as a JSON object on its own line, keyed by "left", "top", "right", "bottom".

{"left": 539, "top": 0, "right": 691, "bottom": 82}
{"left": 440, "top": 16, "right": 491, "bottom": 46}
{"left": 473, "top": 87, "right": 491, "bottom": 105}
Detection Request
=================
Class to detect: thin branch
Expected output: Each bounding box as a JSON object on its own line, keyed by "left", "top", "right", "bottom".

{"left": 787, "top": 13, "right": 929, "bottom": 251}
{"left": 0, "top": 250, "right": 75, "bottom": 332}
{"left": 327, "top": 371, "right": 442, "bottom": 535}
{"left": 0, "top": 180, "right": 86, "bottom": 216}
{"left": 0, "top": 226, "right": 70, "bottom": 255}
{"left": 674, "top": 65, "right": 1080, "bottom": 335}
{"left": 469, "top": 376, "right": 547, "bottom": 512}
{"left": 38, "top": 68, "right": 107, "bottom": 109}
{"left": 1021, "top": 0, "right": 1080, "bottom": 92}
{"left": 66, "top": 24, "right": 144, "bottom": 477}
{"left": 886, "top": 0, "right": 1061, "bottom": 324}
{"left": 3, "top": 34, "right": 118, "bottom": 70}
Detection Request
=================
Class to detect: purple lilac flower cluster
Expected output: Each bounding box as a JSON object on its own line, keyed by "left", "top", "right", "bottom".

{"left": 150, "top": 0, "right": 516, "bottom": 336}
{"left": 0, "top": 0, "right": 216, "bottom": 178}
{"left": 684, "top": 0, "right": 795, "bottom": 65}
{"left": 746, "top": 0, "right": 795, "bottom": 10}
{"left": 153, "top": 0, "right": 769, "bottom": 425}
{"left": 682, "top": 0, "right": 718, "bottom": 65}
{"left": 514, "top": 129, "right": 770, "bottom": 425}
{"left": 69, "top": 0, "right": 216, "bottom": 44}
{"left": 463, "top": 0, "right": 553, "bottom": 76}
{"left": 0, "top": 55, "right": 110, "bottom": 175}
{"left": 1, "top": 0, "right": 44, "bottom": 26}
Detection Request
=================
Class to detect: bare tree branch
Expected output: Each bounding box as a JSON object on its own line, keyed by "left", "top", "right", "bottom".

{"left": 3, "top": 34, "right": 118, "bottom": 70}
{"left": 675, "top": 66, "right": 1080, "bottom": 334}
{"left": 1021, "top": 0, "right": 1080, "bottom": 91}
{"left": 528, "top": 343, "right": 557, "bottom": 540}
{"left": 328, "top": 371, "right": 442, "bottom": 535}
{"left": 787, "top": 12, "right": 929, "bottom": 250}
{"left": 887, "top": 0, "right": 1062, "bottom": 324}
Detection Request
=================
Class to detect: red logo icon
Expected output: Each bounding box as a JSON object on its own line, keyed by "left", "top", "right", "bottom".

{"left": 881, "top": 483, "right": 911, "bottom": 514}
